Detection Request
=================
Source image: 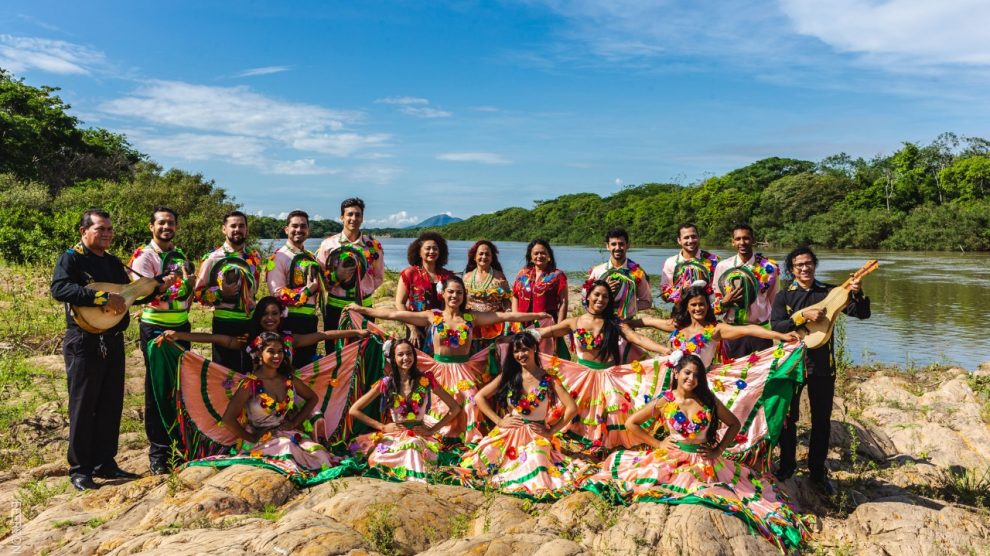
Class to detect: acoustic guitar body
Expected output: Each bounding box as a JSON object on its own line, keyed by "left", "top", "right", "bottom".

{"left": 72, "top": 278, "right": 159, "bottom": 333}
{"left": 796, "top": 259, "right": 879, "bottom": 350}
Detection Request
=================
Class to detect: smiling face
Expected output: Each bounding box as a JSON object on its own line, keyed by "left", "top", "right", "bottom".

{"left": 442, "top": 280, "right": 465, "bottom": 309}
{"left": 81, "top": 214, "right": 114, "bottom": 254}
{"left": 223, "top": 215, "right": 247, "bottom": 246}
{"left": 260, "top": 341, "right": 285, "bottom": 369}
{"left": 677, "top": 226, "right": 699, "bottom": 255}
{"left": 606, "top": 236, "right": 627, "bottom": 263}
{"left": 529, "top": 243, "right": 551, "bottom": 270}
{"left": 686, "top": 294, "right": 710, "bottom": 322}
{"left": 790, "top": 253, "right": 816, "bottom": 285}
{"left": 284, "top": 216, "right": 309, "bottom": 246}
{"left": 512, "top": 342, "right": 536, "bottom": 369}
{"left": 393, "top": 342, "right": 415, "bottom": 373}
{"left": 420, "top": 240, "right": 440, "bottom": 265}
{"left": 731, "top": 228, "right": 754, "bottom": 259}
{"left": 341, "top": 206, "right": 363, "bottom": 236}
{"left": 259, "top": 302, "right": 282, "bottom": 331}
{"left": 675, "top": 362, "right": 701, "bottom": 392}
{"left": 474, "top": 244, "right": 492, "bottom": 270}
{"left": 149, "top": 211, "right": 176, "bottom": 245}
{"left": 587, "top": 284, "right": 610, "bottom": 315}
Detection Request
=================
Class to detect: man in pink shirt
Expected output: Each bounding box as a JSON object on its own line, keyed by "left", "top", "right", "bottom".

{"left": 587, "top": 228, "right": 652, "bottom": 320}
{"left": 659, "top": 223, "right": 720, "bottom": 304}
{"left": 266, "top": 210, "right": 322, "bottom": 367}
{"left": 712, "top": 223, "right": 779, "bottom": 358}
{"left": 316, "top": 198, "right": 384, "bottom": 337}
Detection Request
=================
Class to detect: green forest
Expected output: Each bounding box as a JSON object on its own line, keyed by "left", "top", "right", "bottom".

{"left": 3, "top": 68, "right": 989, "bottom": 265}
{"left": 398, "top": 143, "right": 990, "bottom": 251}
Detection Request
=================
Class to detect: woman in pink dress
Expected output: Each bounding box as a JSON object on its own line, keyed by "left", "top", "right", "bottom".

{"left": 348, "top": 339, "right": 462, "bottom": 482}
{"left": 456, "top": 332, "right": 586, "bottom": 499}
{"left": 583, "top": 353, "right": 810, "bottom": 551}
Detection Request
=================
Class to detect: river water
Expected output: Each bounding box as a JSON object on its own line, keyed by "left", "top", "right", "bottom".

{"left": 282, "top": 237, "right": 990, "bottom": 367}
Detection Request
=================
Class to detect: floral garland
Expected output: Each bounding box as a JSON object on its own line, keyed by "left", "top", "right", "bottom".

{"left": 247, "top": 333, "right": 295, "bottom": 361}
{"left": 749, "top": 254, "right": 778, "bottom": 294}
{"left": 666, "top": 325, "right": 716, "bottom": 367}
{"left": 573, "top": 327, "right": 604, "bottom": 351}
{"left": 246, "top": 375, "right": 295, "bottom": 417}
{"left": 392, "top": 376, "right": 432, "bottom": 422}
{"left": 660, "top": 390, "right": 711, "bottom": 439}
{"left": 662, "top": 251, "right": 720, "bottom": 303}
{"left": 361, "top": 236, "right": 382, "bottom": 265}
{"left": 507, "top": 365, "right": 559, "bottom": 416}
{"left": 432, "top": 310, "right": 474, "bottom": 348}
{"left": 128, "top": 245, "right": 191, "bottom": 306}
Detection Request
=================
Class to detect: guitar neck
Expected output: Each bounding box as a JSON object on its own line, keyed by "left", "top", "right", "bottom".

{"left": 840, "top": 259, "right": 879, "bottom": 289}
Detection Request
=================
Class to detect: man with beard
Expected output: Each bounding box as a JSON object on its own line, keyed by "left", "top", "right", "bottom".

{"left": 266, "top": 210, "right": 323, "bottom": 367}
{"left": 128, "top": 206, "right": 194, "bottom": 474}
{"left": 659, "top": 223, "right": 720, "bottom": 304}
{"left": 587, "top": 228, "right": 651, "bottom": 320}
{"left": 771, "top": 246, "right": 870, "bottom": 494}
{"left": 712, "top": 223, "right": 780, "bottom": 359}
{"left": 195, "top": 210, "right": 261, "bottom": 372}
{"left": 316, "top": 198, "right": 384, "bottom": 334}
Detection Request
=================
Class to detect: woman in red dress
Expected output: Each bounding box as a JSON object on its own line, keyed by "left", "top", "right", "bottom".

{"left": 512, "top": 239, "right": 569, "bottom": 358}
{"left": 396, "top": 232, "right": 453, "bottom": 353}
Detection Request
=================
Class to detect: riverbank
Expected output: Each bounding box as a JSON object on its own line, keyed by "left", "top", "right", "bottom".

{"left": 1, "top": 265, "right": 988, "bottom": 554}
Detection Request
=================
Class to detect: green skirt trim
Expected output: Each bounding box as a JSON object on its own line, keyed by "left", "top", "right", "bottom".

{"left": 433, "top": 353, "right": 471, "bottom": 363}
{"left": 185, "top": 456, "right": 365, "bottom": 487}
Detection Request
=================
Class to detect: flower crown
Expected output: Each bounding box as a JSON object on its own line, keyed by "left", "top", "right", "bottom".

{"left": 580, "top": 277, "right": 597, "bottom": 308}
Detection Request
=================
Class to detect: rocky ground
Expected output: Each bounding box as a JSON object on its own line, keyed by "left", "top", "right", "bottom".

{"left": 1, "top": 347, "right": 988, "bottom": 555}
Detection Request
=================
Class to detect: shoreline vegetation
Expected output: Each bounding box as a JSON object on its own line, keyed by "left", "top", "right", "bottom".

{"left": 1, "top": 264, "right": 988, "bottom": 554}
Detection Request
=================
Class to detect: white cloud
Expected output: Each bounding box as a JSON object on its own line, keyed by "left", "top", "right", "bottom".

{"left": 376, "top": 96, "right": 429, "bottom": 105}
{"left": 349, "top": 164, "right": 403, "bottom": 185}
{"left": 779, "top": 0, "right": 990, "bottom": 66}
{"left": 234, "top": 65, "right": 291, "bottom": 77}
{"left": 290, "top": 133, "right": 391, "bottom": 157}
{"left": 401, "top": 106, "right": 452, "bottom": 118}
{"left": 135, "top": 132, "right": 267, "bottom": 164}
{"left": 473, "top": 105, "right": 500, "bottom": 112}
{"left": 614, "top": 178, "right": 623, "bottom": 187}
{"left": 365, "top": 210, "right": 419, "bottom": 227}
{"left": 265, "top": 159, "right": 339, "bottom": 175}
{"left": 0, "top": 34, "right": 105, "bottom": 75}
{"left": 436, "top": 152, "right": 512, "bottom": 165}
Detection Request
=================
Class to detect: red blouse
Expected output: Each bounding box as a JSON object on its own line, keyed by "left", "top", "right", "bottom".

{"left": 512, "top": 267, "right": 567, "bottom": 317}
{"left": 399, "top": 266, "right": 454, "bottom": 311}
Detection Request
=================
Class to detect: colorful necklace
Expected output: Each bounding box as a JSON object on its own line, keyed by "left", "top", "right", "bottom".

{"left": 249, "top": 376, "right": 295, "bottom": 417}
{"left": 432, "top": 310, "right": 474, "bottom": 347}
{"left": 660, "top": 390, "right": 711, "bottom": 439}
{"left": 507, "top": 373, "right": 553, "bottom": 416}
{"left": 393, "top": 376, "right": 432, "bottom": 421}
{"left": 519, "top": 268, "right": 561, "bottom": 297}
{"left": 574, "top": 327, "right": 604, "bottom": 351}
{"left": 667, "top": 325, "right": 716, "bottom": 365}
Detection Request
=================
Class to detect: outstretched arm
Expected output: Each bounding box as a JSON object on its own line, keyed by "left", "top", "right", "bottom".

{"left": 715, "top": 323, "right": 799, "bottom": 343}
{"left": 535, "top": 317, "right": 577, "bottom": 339}
{"left": 473, "top": 310, "right": 550, "bottom": 327}
{"left": 162, "top": 329, "right": 245, "bottom": 350}
{"left": 626, "top": 315, "right": 676, "bottom": 332}
{"left": 345, "top": 303, "right": 432, "bottom": 327}
{"left": 619, "top": 323, "right": 671, "bottom": 355}
{"left": 294, "top": 329, "right": 370, "bottom": 348}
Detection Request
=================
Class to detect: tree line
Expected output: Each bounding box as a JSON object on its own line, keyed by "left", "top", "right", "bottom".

{"left": 396, "top": 140, "right": 990, "bottom": 251}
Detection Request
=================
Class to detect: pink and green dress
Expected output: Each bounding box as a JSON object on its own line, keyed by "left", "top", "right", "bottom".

{"left": 455, "top": 366, "right": 591, "bottom": 499}
{"left": 350, "top": 373, "right": 445, "bottom": 482}
{"left": 582, "top": 390, "right": 811, "bottom": 551}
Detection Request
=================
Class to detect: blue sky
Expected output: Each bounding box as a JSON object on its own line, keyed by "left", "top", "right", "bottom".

{"left": 2, "top": 1, "right": 989, "bottom": 225}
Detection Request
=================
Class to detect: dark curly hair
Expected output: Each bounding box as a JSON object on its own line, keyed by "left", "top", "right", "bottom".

{"left": 406, "top": 232, "right": 449, "bottom": 268}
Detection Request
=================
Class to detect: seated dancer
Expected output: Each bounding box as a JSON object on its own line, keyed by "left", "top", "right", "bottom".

{"left": 630, "top": 285, "right": 797, "bottom": 369}
{"left": 463, "top": 240, "right": 514, "bottom": 351}
{"left": 659, "top": 223, "right": 720, "bottom": 304}
{"left": 183, "top": 332, "right": 348, "bottom": 485}
{"left": 511, "top": 238, "right": 570, "bottom": 359}
{"left": 456, "top": 332, "right": 585, "bottom": 499}
{"left": 533, "top": 280, "right": 671, "bottom": 450}
{"left": 348, "top": 339, "right": 462, "bottom": 482}
{"left": 347, "top": 275, "right": 548, "bottom": 443}
{"left": 583, "top": 354, "right": 810, "bottom": 552}
{"left": 712, "top": 223, "right": 780, "bottom": 359}
{"left": 588, "top": 228, "right": 652, "bottom": 320}
{"left": 395, "top": 232, "right": 454, "bottom": 353}
{"left": 164, "top": 296, "right": 367, "bottom": 369}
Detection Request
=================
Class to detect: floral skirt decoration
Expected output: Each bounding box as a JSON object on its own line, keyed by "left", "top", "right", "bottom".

{"left": 418, "top": 351, "right": 496, "bottom": 444}
{"left": 582, "top": 442, "right": 812, "bottom": 551}
{"left": 455, "top": 423, "right": 591, "bottom": 500}
{"left": 187, "top": 429, "right": 362, "bottom": 487}
{"left": 351, "top": 429, "right": 443, "bottom": 483}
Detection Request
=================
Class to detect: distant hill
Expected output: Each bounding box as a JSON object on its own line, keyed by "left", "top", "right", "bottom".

{"left": 406, "top": 214, "right": 463, "bottom": 228}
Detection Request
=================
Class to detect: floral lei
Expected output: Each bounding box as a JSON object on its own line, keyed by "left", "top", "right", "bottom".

{"left": 391, "top": 376, "right": 432, "bottom": 422}
{"left": 666, "top": 325, "right": 715, "bottom": 367}
{"left": 432, "top": 310, "right": 474, "bottom": 348}
{"left": 749, "top": 254, "right": 778, "bottom": 294}
{"left": 361, "top": 236, "right": 382, "bottom": 265}
{"left": 659, "top": 390, "right": 710, "bottom": 439}
{"left": 507, "top": 366, "right": 558, "bottom": 416}
{"left": 574, "top": 327, "right": 604, "bottom": 351}
{"left": 247, "top": 375, "right": 295, "bottom": 417}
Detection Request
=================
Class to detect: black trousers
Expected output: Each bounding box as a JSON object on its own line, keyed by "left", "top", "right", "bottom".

{"left": 722, "top": 336, "right": 773, "bottom": 360}
{"left": 778, "top": 372, "right": 835, "bottom": 478}
{"left": 284, "top": 313, "right": 318, "bottom": 369}
{"left": 212, "top": 317, "right": 252, "bottom": 373}
{"left": 63, "top": 328, "right": 125, "bottom": 477}
{"left": 138, "top": 321, "right": 190, "bottom": 466}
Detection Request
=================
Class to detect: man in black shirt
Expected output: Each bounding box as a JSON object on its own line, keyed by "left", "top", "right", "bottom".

{"left": 51, "top": 209, "right": 166, "bottom": 490}
{"left": 771, "top": 246, "right": 870, "bottom": 494}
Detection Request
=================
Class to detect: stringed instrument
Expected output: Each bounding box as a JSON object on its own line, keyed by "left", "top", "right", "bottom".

{"left": 798, "top": 259, "right": 879, "bottom": 349}
{"left": 72, "top": 278, "right": 159, "bottom": 333}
